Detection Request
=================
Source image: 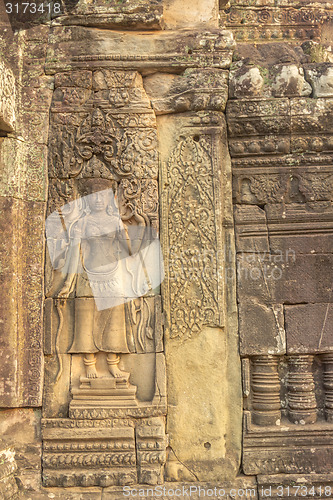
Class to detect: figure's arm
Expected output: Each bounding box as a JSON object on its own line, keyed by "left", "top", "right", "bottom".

{"left": 120, "top": 207, "right": 147, "bottom": 256}
{"left": 57, "top": 222, "right": 82, "bottom": 298}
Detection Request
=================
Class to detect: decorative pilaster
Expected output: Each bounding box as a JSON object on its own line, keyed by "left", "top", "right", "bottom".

{"left": 321, "top": 353, "right": 333, "bottom": 423}
{"left": 251, "top": 355, "right": 281, "bottom": 426}
{"left": 287, "top": 355, "right": 317, "bottom": 424}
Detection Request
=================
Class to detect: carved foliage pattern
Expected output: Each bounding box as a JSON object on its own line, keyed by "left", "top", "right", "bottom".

{"left": 166, "top": 136, "right": 221, "bottom": 340}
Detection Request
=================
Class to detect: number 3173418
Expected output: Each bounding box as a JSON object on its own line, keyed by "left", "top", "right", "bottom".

{"left": 5, "top": 3, "right": 61, "bottom": 14}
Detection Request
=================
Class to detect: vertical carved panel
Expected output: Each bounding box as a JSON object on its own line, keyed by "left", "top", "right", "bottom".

{"left": 159, "top": 111, "right": 241, "bottom": 480}
{"left": 161, "top": 113, "right": 224, "bottom": 341}
{"left": 251, "top": 355, "right": 281, "bottom": 426}
{"left": 287, "top": 355, "right": 317, "bottom": 424}
{"left": 43, "top": 69, "right": 166, "bottom": 486}
{"left": 321, "top": 353, "right": 333, "bottom": 423}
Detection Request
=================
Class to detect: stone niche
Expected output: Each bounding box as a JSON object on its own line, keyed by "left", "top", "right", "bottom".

{"left": 41, "top": 17, "right": 241, "bottom": 488}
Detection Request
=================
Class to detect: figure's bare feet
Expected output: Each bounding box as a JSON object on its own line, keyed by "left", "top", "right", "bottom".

{"left": 84, "top": 354, "right": 97, "bottom": 379}
{"left": 107, "top": 354, "right": 129, "bottom": 379}
{"left": 108, "top": 364, "right": 128, "bottom": 378}
{"left": 86, "top": 365, "right": 98, "bottom": 378}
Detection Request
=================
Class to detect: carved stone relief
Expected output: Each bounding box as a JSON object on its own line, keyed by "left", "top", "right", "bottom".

{"left": 43, "top": 69, "right": 166, "bottom": 486}
{"left": 158, "top": 111, "right": 242, "bottom": 481}
{"left": 0, "top": 58, "right": 16, "bottom": 132}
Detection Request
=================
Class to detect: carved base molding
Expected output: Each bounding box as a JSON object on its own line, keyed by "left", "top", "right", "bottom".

{"left": 243, "top": 411, "right": 333, "bottom": 475}
{"left": 42, "top": 416, "right": 166, "bottom": 487}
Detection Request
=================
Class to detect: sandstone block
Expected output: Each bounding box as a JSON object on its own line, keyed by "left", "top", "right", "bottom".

{"left": 234, "top": 205, "right": 269, "bottom": 253}
{"left": 239, "top": 302, "right": 285, "bottom": 356}
{"left": 285, "top": 303, "right": 333, "bottom": 354}
{"left": 271, "top": 64, "right": 312, "bottom": 97}
{"left": 304, "top": 63, "right": 333, "bottom": 98}
{"left": 237, "top": 254, "right": 333, "bottom": 305}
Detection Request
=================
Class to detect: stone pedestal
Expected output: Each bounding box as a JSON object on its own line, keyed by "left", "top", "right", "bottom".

{"left": 70, "top": 376, "right": 138, "bottom": 412}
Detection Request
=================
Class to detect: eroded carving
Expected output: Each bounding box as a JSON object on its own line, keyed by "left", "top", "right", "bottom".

{"left": 0, "top": 59, "right": 16, "bottom": 132}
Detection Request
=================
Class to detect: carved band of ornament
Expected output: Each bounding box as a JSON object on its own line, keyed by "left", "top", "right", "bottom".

{"left": 43, "top": 452, "right": 136, "bottom": 468}
{"left": 251, "top": 356, "right": 281, "bottom": 427}
{"left": 234, "top": 173, "right": 333, "bottom": 205}
{"left": 137, "top": 443, "right": 164, "bottom": 450}
{"left": 227, "top": 100, "right": 289, "bottom": 118}
{"left": 321, "top": 354, "right": 333, "bottom": 423}
{"left": 44, "top": 441, "right": 135, "bottom": 451}
{"left": 69, "top": 406, "right": 167, "bottom": 419}
{"left": 287, "top": 355, "right": 317, "bottom": 425}
{"left": 223, "top": 8, "right": 330, "bottom": 26}
{"left": 43, "top": 470, "right": 137, "bottom": 488}
{"left": 229, "top": 27, "right": 319, "bottom": 43}
{"left": 229, "top": 137, "right": 333, "bottom": 157}
{"left": 232, "top": 154, "right": 333, "bottom": 169}
{"left": 41, "top": 418, "right": 133, "bottom": 428}
{"left": 137, "top": 451, "right": 166, "bottom": 465}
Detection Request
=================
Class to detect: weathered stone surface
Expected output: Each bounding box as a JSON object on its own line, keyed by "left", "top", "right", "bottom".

{"left": 42, "top": 420, "right": 137, "bottom": 488}
{"left": 163, "top": 0, "right": 218, "bottom": 29}
{"left": 0, "top": 197, "right": 20, "bottom": 407}
{"left": 0, "top": 474, "right": 18, "bottom": 499}
{"left": 221, "top": 6, "right": 332, "bottom": 43}
{"left": 53, "top": 0, "right": 163, "bottom": 30}
{"left": 237, "top": 253, "right": 333, "bottom": 305}
{"left": 45, "top": 27, "right": 235, "bottom": 74}
{"left": 305, "top": 63, "right": 333, "bottom": 97}
{"left": 0, "top": 57, "right": 16, "bottom": 132}
{"left": 19, "top": 487, "right": 102, "bottom": 500}
{"left": 243, "top": 411, "right": 333, "bottom": 475}
{"left": 233, "top": 168, "right": 333, "bottom": 205}
{"left": 158, "top": 111, "right": 241, "bottom": 481}
{"left": 234, "top": 205, "right": 269, "bottom": 253}
{"left": 55, "top": 71, "right": 92, "bottom": 89}
{"left": 0, "top": 408, "right": 41, "bottom": 495}
{"left": 0, "top": 197, "right": 45, "bottom": 407}
{"left": 239, "top": 302, "right": 285, "bottom": 356}
{"left": 265, "top": 203, "right": 333, "bottom": 254}
{"left": 229, "top": 65, "right": 264, "bottom": 99}
{"left": 0, "top": 445, "right": 18, "bottom": 499}
{"left": 291, "top": 97, "right": 333, "bottom": 134}
{"left": 285, "top": 304, "right": 333, "bottom": 354}
{"left": 229, "top": 63, "right": 312, "bottom": 99}
{"left": 271, "top": 64, "right": 312, "bottom": 97}
{"left": 135, "top": 417, "right": 167, "bottom": 485}
{"left": 144, "top": 69, "right": 228, "bottom": 114}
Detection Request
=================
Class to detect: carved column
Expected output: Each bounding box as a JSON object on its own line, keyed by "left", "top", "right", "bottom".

{"left": 287, "top": 355, "right": 317, "bottom": 424}
{"left": 321, "top": 353, "right": 333, "bottom": 423}
{"left": 251, "top": 355, "right": 281, "bottom": 426}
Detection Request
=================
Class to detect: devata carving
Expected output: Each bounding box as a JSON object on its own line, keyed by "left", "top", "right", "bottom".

{"left": 52, "top": 178, "right": 148, "bottom": 381}
{"left": 44, "top": 69, "right": 166, "bottom": 486}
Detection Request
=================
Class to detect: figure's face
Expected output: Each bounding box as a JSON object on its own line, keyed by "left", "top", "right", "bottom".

{"left": 87, "top": 190, "right": 109, "bottom": 213}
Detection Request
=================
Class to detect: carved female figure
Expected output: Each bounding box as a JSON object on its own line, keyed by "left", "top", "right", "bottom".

{"left": 56, "top": 178, "right": 147, "bottom": 379}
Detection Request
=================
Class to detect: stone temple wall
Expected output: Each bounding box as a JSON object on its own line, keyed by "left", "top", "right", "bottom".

{"left": 0, "top": 0, "right": 331, "bottom": 498}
